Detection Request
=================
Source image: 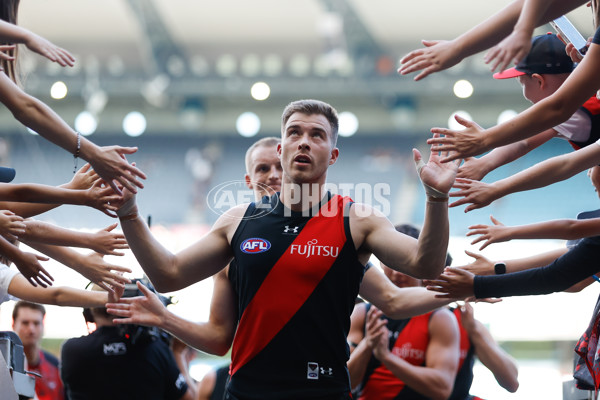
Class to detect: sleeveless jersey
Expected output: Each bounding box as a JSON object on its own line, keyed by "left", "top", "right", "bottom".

{"left": 448, "top": 307, "right": 476, "bottom": 400}
{"left": 358, "top": 307, "right": 435, "bottom": 400}
{"left": 568, "top": 96, "right": 600, "bottom": 150}
{"left": 228, "top": 192, "right": 366, "bottom": 399}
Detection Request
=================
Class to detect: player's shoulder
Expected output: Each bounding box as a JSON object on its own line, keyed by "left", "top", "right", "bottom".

{"left": 213, "top": 203, "right": 252, "bottom": 230}
{"left": 347, "top": 201, "right": 386, "bottom": 222}
{"left": 430, "top": 307, "right": 459, "bottom": 332}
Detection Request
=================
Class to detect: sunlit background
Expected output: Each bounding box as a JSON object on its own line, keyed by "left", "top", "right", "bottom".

{"left": 0, "top": 1, "right": 598, "bottom": 398}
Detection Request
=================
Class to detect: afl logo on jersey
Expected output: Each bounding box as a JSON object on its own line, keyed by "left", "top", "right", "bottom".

{"left": 241, "top": 238, "right": 271, "bottom": 254}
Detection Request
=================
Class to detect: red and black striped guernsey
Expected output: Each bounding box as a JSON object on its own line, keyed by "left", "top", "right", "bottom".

{"left": 227, "top": 192, "right": 366, "bottom": 400}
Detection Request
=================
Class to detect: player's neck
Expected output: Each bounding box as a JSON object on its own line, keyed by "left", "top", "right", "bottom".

{"left": 280, "top": 181, "right": 328, "bottom": 212}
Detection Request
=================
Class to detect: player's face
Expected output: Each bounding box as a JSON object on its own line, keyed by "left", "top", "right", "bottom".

{"left": 13, "top": 308, "right": 44, "bottom": 348}
{"left": 245, "top": 145, "right": 282, "bottom": 199}
{"left": 381, "top": 263, "right": 422, "bottom": 288}
{"left": 278, "top": 112, "right": 338, "bottom": 184}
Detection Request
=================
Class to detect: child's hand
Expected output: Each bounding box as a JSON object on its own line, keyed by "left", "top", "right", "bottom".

{"left": 85, "top": 180, "right": 122, "bottom": 217}
{"left": 89, "top": 223, "right": 129, "bottom": 255}
{"left": 0, "top": 210, "right": 25, "bottom": 241}
{"left": 13, "top": 250, "right": 53, "bottom": 288}
{"left": 466, "top": 215, "right": 511, "bottom": 250}
{"left": 64, "top": 163, "right": 99, "bottom": 190}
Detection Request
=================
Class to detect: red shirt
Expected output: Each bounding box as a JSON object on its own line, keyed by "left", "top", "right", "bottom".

{"left": 27, "top": 350, "right": 64, "bottom": 400}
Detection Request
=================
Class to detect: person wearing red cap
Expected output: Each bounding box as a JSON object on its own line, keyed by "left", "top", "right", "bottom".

{"left": 458, "top": 33, "right": 600, "bottom": 181}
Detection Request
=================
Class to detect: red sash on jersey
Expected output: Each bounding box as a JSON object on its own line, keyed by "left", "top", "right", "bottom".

{"left": 452, "top": 308, "right": 472, "bottom": 371}
{"left": 230, "top": 195, "right": 350, "bottom": 376}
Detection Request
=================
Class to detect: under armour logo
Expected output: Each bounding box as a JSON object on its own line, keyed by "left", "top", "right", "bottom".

{"left": 283, "top": 225, "right": 299, "bottom": 234}
{"left": 320, "top": 367, "right": 333, "bottom": 376}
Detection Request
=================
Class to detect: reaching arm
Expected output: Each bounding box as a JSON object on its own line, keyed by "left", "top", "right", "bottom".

{"left": 354, "top": 148, "right": 458, "bottom": 279}
{"left": 118, "top": 191, "right": 237, "bottom": 292}
{"left": 0, "top": 72, "right": 146, "bottom": 194}
{"left": 23, "top": 242, "right": 131, "bottom": 291}
{"left": 459, "top": 248, "right": 568, "bottom": 276}
{"left": 7, "top": 272, "right": 110, "bottom": 307}
{"left": 399, "top": 0, "right": 587, "bottom": 80}
{"left": 425, "top": 236, "right": 600, "bottom": 298}
{"left": 372, "top": 308, "right": 459, "bottom": 400}
{"left": 0, "top": 209, "right": 25, "bottom": 241}
{"left": 484, "top": 0, "right": 555, "bottom": 72}
{"left": 107, "top": 273, "right": 238, "bottom": 356}
{"left": 449, "top": 142, "right": 600, "bottom": 212}
{"left": 468, "top": 215, "right": 600, "bottom": 250}
{"left": 20, "top": 221, "right": 128, "bottom": 256}
{"left": 0, "top": 20, "right": 74, "bottom": 66}
{"left": 0, "top": 180, "right": 120, "bottom": 216}
{"left": 359, "top": 266, "right": 461, "bottom": 318}
{"left": 0, "top": 163, "right": 99, "bottom": 218}
{"left": 429, "top": 39, "right": 600, "bottom": 162}
{"left": 0, "top": 235, "right": 52, "bottom": 287}
{"left": 460, "top": 303, "right": 519, "bottom": 392}
{"left": 457, "top": 129, "right": 555, "bottom": 180}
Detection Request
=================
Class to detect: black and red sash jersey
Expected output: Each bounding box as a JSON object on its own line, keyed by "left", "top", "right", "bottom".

{"left": 358, "top": 307, "right": 435, "bottom": 400}
{"left": 569, "top": 96, "right": 600, "bottom": 150}
{"left": 448, "top": 307, "right": 476, "bottom": 400}
{"left": 228, "top": 192, "right": 366, "bottom": 399}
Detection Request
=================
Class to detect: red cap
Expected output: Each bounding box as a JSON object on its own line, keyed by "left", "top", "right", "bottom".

{"left": 492, "top": 67, "right": 526, "bottom": 80}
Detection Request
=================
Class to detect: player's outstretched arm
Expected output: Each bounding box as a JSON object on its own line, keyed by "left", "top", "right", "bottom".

{"left": 117, "top": 189, "right": 238, "bottom": 292}
{"left": 359, "top": 266, "right": 463, "bottom": 319}
{"left": 355, "top": 147, "right": 458, "bottom": 279}
{"left": 107, "top": 276, "right": 237, "bottom": 356}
